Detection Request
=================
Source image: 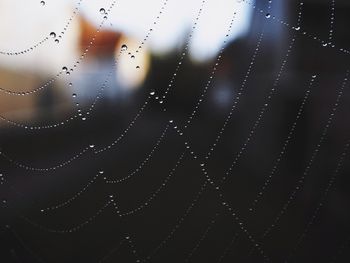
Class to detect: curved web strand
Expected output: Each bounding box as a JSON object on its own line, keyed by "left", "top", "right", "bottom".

{"left": 203, "top": 27, "right": 265, "bottom": 159}
{"left": 286, "top": 139, "right": 350, "bottom": 261}
{"left": 249, "top": 75, "right": 316, "bottom": 210}
{"left": 10, "top": 149, "right": 186, "bottom": 233}
{"left": 32, "top": 124, "right": 169, "bottom": 212}
{"left": 216, "top": 232, "right": 239, "bottom": 263}
{"left": 256, "top": 70, "right": 349, "bottom": 247}
{"left": 241, "top": 0, "right": 350, "bottom": 53}
{"left": 0, "top": 56, "right": 119, "bottom": 130}
{"left": 0, "top": 0, "right": 84, "bottom": 56}
{"left": 219, "top": 35, "right": 297, "bottom": 185}
{"left": 329, "top": 236, "right": 350, "bottom": 263}
{"left": 105, "top": 124, "right": 170, "bottom": 184}
{"left": 111, "top": 150, "right": 186, "bottom": 217}
{"left": 143, "top": 180, "right": 209, "bottom": 262}
{"left": 183, "top": 212, "right": 221, "bottom": 262}
{"left": 328, "top": 0, "right": 336, "bottom": 42}
{"left": 15, "top": 200, "right": 113, "bottom": 234}
{"left": 97, "top": 239, "right": 125, "bottom": 263}
{"left": 0, "top": 0, "right": 114, "bottom": 96}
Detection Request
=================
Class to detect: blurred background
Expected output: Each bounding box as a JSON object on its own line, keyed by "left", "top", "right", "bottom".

{"left": 0, "top": 0, "right": 350, "bottom": 262}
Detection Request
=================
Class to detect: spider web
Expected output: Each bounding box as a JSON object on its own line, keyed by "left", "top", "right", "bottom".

{"left": 0, "top": 0, "right": 350, "bottom": 262}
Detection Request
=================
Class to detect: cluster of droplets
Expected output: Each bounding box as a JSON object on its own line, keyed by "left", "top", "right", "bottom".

{"left": 99, "top": 7, "right": 108, "bottom": 20}
{"left": 0, "top": 173, "right": 4, "bottom": 185}
{"left": 53, "top": 0, "right": 84, "bottom": 44}
{"left": 117, "top": 0, "right": 170, "bottom": 70}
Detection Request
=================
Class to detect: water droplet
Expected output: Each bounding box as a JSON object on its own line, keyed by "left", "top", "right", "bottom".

{"left": 294, "top": 26, "right": 300, "bottom": 31}
{"left": 62, "top": 66, "right": 68, "bottom": 72}
{"left": 121, "top": 44, "right": 128, "bottom": 51}
{"left": 68, "top": 83, "right": 73, "bottom": 87}
{"left": 89, "top": 144, "right": 95, "bottom": 148}
{"left": 40, "top": 1, "right": 45, "bottom": 6}
{"left": 72, "top": 93, "right": 77, "bottom": 98}
{"left": 99, "top": 8, "right": 106, "bottom": 14}
{"left": 265, "top": 13, "right": 271, "bottom": 18}
{"left": 50, "top": 32, "right": 56, "bottom": 38}
{"left": 150, "top": 91, "right": 155, "bottom": 96}
{"left": 136, "top": 66, "right": 140, "bottom": 69}
{"left": 131, "top": 55, "right": 135, "bottom": 59}
{"left": 55, "top": 39, "right": 59, "bottom": 44}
